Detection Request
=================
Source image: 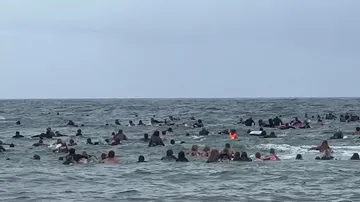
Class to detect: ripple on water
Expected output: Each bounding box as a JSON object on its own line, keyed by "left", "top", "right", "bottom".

{"left": 1, "top": 98, "right": 360, "bottom": 201}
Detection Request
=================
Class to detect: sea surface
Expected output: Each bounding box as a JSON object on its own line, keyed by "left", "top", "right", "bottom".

{"left": 1, "top": 98, "right": 360, "bottom": 202}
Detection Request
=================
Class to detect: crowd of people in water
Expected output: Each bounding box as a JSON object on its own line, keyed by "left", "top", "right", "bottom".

{"left": 1, "top": 112, "right": 360, "bottom": 165}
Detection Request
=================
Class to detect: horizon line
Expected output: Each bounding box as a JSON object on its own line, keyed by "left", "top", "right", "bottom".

{"left": 0, "top": 96, "right": 359, "bottom": 100}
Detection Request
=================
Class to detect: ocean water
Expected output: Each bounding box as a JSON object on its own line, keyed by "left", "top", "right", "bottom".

{"left": 1, "top": 98, "right": 360, "bottom": 202}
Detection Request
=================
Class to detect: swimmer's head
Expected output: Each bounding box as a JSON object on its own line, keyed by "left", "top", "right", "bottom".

{"left": 270, "top": 132, "right": 276, "bottom": 136}
{"left": 203, "top": 146, "right": 210, "bottom": 152}
{"left": 170, "top": 140, "right": 175, "bottom": 145}
{"left": 56, "top": 139, "right": 62, "bottom": 144}
{"left": 162, "top": 131, "right": 166, "bottom": 136}
{"left": 118, "top": 130, "right": 123, "bottom": 134}
{"left": 321, "top": 140, "right": 329, "bottom": 147}
{"left": 255, "top": 152, "right": 261, "bottom": 159}
{"left": 178, "top": 151, "right": 186, "bottom": 159}
{"left": 33, "top": 155, "right": 41, "bottom": 160}
{"left": 58, "top": 157, "right": 64, "bottom": 161}
{"left": 167, "top": 149, "right": 174, "bottom": 156}
{"left": 144, "top": 133, "right": 148, "bottom": 138}
{"left": 9, "top": 144, "right": 14, "bottom": 148}
{"left": 191, "top": 145, "right": 198, "bottom": 151}
{"left": 101, "top": 153, "right": 107, "bottom": 160}
{"left": 16, "top": 131, "right": 20, "bottom": 135}
{"left": 153, "top": 131, "right": 160, "bottom": 137}
{"left": 82, "top": 151, "right": 88, "bottom": 157}
{"left": 138, "top": 155, "right": 145, "bottom": 162}
{"left": 230, "top": 129, "right": 236, "bottom": 134}
{"left": 129, "top": 120, "right": 133, "bottom": 124}
{"left": 108, "top": 150, "right": 115, "bottom": 158}
{"left": 246, "top": 130, "right": 251, "bottom": 134}
{"left": 260, "top": 128, "right": 264, "bottom": 131}
{"left": 241, "top": 152, "right": 248, "bottom": 159}
{"left": 105, "top": 139, "right": 110, "bottom": 143}
{"left": 356, "top": 127, "right": 360, "bottom": 132}
{"left": 197, "top": 119, "right": 202, "bottom": 123}
{"left": 77, "top": 129, "right": 81, "bottom": 133}
{"left": 86, "top": 138, "right": 92, "bottom": 143}
{"left": 186, "top": 133, "right": 190, "bottom": 136}
{"left": 208, "top": 149, "right": 219, "bottom": 162}
{"left": 111, "top": 132, "right": 115, "bottom": 136}
{"left": 296, "top": 154, "right": 303, "bottom": 160}
{"left": 234, "top": 152, "right": 241, "bottom": 157}
{"left": 69, "top": 139, "right": 75, "bottom": 144}
{"left": 167, "top": 128, "right": 173, "bottom": 132}
{"left": 315, "top": 157, "right": 321, "bottom": 160}
{"left": 225, "top": 143, "right": 231, "bottom": 149}
{"left": 39, "top": 140, "right": 43, "bottom": 144}
{"left": 269, "top": 148, "right": 275, "bottom": 154}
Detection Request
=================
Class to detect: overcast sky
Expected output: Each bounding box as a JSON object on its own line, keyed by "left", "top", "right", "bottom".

{"left": 0, "top": 0, "right": 359, "bottom": 99}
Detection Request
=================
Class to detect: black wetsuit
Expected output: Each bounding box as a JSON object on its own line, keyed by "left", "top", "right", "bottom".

{"left": 244, "top": 119, "right": 255, "bottom": 126}
{"left": 233, "top": 156, "right": 242, "bottom": 161}
{"left": 329, "top": 132, "right": 343, "bottom": 139}
{"left": 193, "top": 123, "right": 204, "bottom": 128}
{"left": 273, "top": 117, "right": 282, "bottom": 126}
{"left": 218, "top": 130, "right": 229, "bottom": 135}
{"left": 148, "top": 136, "right": 165, "bottom": 147}
{"left": 66, "top": 154, "right": 88, "bottom": 162}
{"left": 219, "top": 153, "right": 232, "bottom": 161}
{"left": 33, "top": 143, "right": 46, "bottom": 147}
{"left": 32, "top": 131, "right": 55, "bottom": 139}
{"left": 12, "top": 135, "right": 24, "bottom": 138}
{"left": 320, "top": 156, "right": 334, "bottom": 160}
{"left": 238, "top": 157, "right": 252, "bottom": 162}
{"left": 199, "top": 129, "right": 209, "bottom": 136}
{"left": 161, "top": 155, "right": 177, "bottom": 161}
{"left": 176, "top": 157, "right": 189, "bottom": 162}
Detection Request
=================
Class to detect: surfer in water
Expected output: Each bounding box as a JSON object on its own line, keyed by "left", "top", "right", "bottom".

{"left": 176, "top": 151, "right": 189, "bottom": 162}
{"left": 104, "top": 150, "right": 118, "bottom": 164}
{"left": 309, "top": 140, "right": 332, "bottom": 153}
{"left": 244, "top": 118, "right": 255, "bottom": 126}
{"left": 206, "top": 149, "right": 220, "bottom": 163}
{"left": 263, "top": 148, "right": 280, "bottom": 161}
{"left": 161, "top": 149, "right": 177, "bottom": 161}
{"left": 12, "top": 131, "right": 24, "bottom": 138}
{"left": 148, "top": 130, "right": 165, "bottom": 147}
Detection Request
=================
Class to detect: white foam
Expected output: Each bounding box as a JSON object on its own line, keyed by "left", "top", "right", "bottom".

{"left": 256, "top": 143, "right": 360, "bottom": 160}
{"left": 0, "top": 116, "right": 5, "bottom": 120}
